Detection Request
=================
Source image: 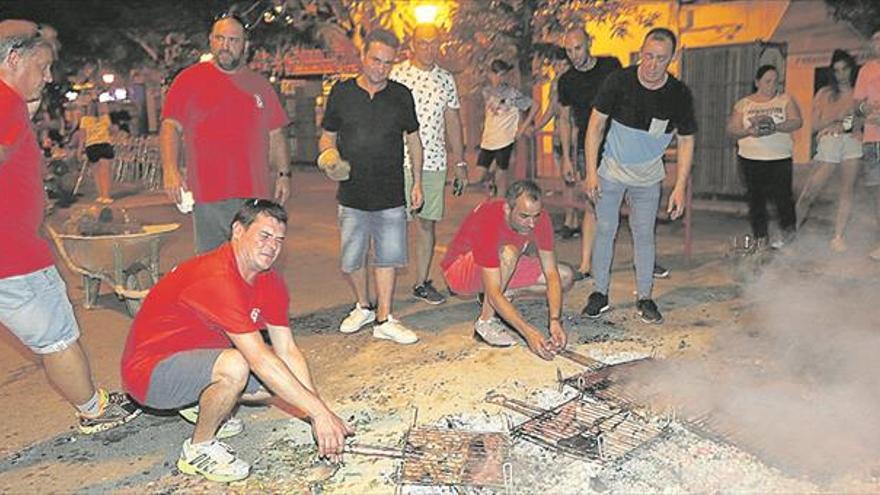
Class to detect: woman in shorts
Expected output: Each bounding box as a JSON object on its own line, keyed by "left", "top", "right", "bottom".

{"left": 795, "top": 49, "right": 862, "bottom": 252}
{"left": 78, "top": 100, "right": 115, "bottom": 204}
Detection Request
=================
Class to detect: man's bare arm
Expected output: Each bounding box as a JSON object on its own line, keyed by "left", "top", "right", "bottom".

{"left": 480, "top": 266, "right": 552, "bottom": 359}
{"left": 266, "top": 323, "right": 315, "bottom": 393}
{"left": 318, "top": 130, "right": 337, "bottom": 153}
{"left": 269, "top": 128, "right": 291, "bottom": 203}
{"left": 445, "top": 107, "right": 465, "bottom": 165}
{"left": 159, "top": 119, "right": 185, "bottom": 203}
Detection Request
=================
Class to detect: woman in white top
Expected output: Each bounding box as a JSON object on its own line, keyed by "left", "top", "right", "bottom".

{"left": 727, "top": 65, "right": 803, "bottom": 247}
{"left": 795, "top": 49, "right": 862, "bottom": 252}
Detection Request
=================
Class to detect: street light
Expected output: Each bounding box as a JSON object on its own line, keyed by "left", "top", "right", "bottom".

{"left": 414, "top": 4, "right": 439, "bottom": 24}
{"left": 101, "top": 73, "right": 115, "bottom": 84}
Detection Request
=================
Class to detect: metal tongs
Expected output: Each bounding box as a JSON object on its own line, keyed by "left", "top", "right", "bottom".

{"left": 343, "top": 442, "right": 423, "bottom": 460}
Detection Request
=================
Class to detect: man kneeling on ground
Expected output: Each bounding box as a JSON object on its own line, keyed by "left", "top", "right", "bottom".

{"left": 441, "top": 180, "right": 574, "bottom": 359}
{"left": 121, "top": 200, "right": 352, "bottom": 482}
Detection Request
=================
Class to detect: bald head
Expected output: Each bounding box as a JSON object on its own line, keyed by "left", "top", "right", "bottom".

{"left": 209, "top": 17, "right": 247, "bottom": 71}
{"left": 411, "top": 24, "right": 440, "bottom": 69}
{"left": 414, "top": 24, "right": 440, "bottom": 41}
{"left": 563, "top": 28, "right": 591, "bottom": 69}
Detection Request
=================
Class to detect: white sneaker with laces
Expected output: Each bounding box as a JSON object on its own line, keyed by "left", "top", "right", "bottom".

{"left": 178, "top": 405, "right": 244, "bottom": 439}
{"left": 177, "top": 438, "right": 250, "bottom": 482}
{"left": 340, "top": 303, "right": 376, "bottom": 334}
{"left": 474, "top": 318, "right": 517, "bottom": 347}
{"left": 372, "top": 315, "right": 419, "bottom": 344}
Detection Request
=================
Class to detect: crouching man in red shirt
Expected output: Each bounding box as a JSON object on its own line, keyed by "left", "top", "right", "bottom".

{"left": 121, "top": 200, "right": 352, "bottom": 483}
{"left": 441, "top": 180, "right": 575, "bottom": 360}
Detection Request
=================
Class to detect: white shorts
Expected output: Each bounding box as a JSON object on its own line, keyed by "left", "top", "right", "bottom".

{"left": 814, "top": 134, "right": 863, "bottom": 164}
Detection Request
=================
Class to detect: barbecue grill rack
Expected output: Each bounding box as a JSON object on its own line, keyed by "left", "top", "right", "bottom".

{"left": 560, "top": 356, "right": 826, "bottom": 478}
{"left": 396, "top": 427, "right": 511, "bottom": 489}
{"left": 486, "top": 392, "right": 669, "bottom": 462}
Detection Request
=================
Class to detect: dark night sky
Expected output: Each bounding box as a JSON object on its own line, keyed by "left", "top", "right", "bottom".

{"left": 0, "top": 0, "right": 232, "bottom": 57}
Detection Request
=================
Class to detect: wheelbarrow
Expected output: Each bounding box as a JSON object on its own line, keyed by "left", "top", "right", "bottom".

{"left": 46, "top": 223, "right": 180, "bottom": 317}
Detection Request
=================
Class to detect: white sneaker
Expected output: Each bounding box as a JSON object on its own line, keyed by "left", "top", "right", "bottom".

{"left": 340, "top": 303, "right": 376, "bottom": 334}
{"left": 474, "top": 318, "right": 517, "bottom": 347}
{"left": 179, "top": 405, "right": 244, "bottom": 439}
{"left": 177, "top": 438, "right": 250, "bottom": 482}
{"left": 372, "top": 315, "right": 419, "bottom": 344}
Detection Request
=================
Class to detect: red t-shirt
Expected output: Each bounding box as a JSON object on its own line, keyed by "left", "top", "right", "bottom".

{"left": 0, "top": 80, "right": 54, "bottom": 278}
{"left": 440, "top": 199, "right": 554, "bottom": 270}
{"left": 162, "top": 62, "right": 289, "bottom": 203}
{"left": 121, "top": 244, "right": 290, "bottom": 402}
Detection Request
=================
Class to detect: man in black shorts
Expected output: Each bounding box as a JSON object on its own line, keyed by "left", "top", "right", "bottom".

{"left": 476, "top": 59, "right": 536, "bottom": 197}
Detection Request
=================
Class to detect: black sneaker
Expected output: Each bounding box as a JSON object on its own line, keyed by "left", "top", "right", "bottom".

{"left": 653, "top": 264, "right": 670, "bottom": 279}
{"left": 572, "top": 270, "right": 592, "bottom": 282}
{"left": 78, "top": 390, "right": 142, "bottom": 434}
{"left": 636, "top": 298, "right": 664, "bottom": 324}
{"left": 559, "top": 226, "right": 581, "bottom": 239}
{"left": 582, "top": 292, "right": 610, "bottom": 318}
{"left": 413, "top": 280, "right": 446, "bottom": 305}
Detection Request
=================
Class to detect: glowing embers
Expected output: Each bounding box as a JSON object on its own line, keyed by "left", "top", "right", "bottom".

{"left": 398, "top": 427, "right": 511, "bottom": 489}
{"left": 487, "top": 391, "right": 668, "bottom": 461}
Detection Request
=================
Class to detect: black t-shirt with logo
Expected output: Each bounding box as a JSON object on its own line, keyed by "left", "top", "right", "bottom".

{"left": 322, "top": 78, "right": 419, "bottom": 211}
{"left": 557, "top": 56, "right": 622, "bottom": 152}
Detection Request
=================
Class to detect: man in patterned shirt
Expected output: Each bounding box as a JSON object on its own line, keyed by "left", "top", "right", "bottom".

{"left": 391, "top": 24, "right": 467, "bottom": 305}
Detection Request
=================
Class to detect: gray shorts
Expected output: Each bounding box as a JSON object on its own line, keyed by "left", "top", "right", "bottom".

{"left": 144, "top": 349, "right": 262, "bottom": 410}
{"left": 193, "top": 198, "right": 247, "bottom": 254}
{"left": 0, "top": 266, "right": 80, "bottom": 355}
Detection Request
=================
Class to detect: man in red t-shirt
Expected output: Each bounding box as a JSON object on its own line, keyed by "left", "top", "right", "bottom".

{"left": 0, "top": 19, "right": 140, "bottom": 435}
{"left": 121, "top": 200, "right": 351, "bottom": 483}
{"left": 441, "top": 180, "right": 574, "bottom": 360}
{"left": 161, "top": 14, "right": 291, "bottom": 253}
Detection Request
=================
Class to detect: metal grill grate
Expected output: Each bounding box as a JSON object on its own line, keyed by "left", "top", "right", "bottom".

{"left": 487, "top": 392, "right": 667, "bottom": 461}
{"left": 399, "top": 427, "right": 511, "bottom": 488}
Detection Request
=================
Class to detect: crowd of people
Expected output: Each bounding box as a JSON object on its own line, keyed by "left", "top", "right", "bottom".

{"left": 2, "top": 11, "right": 880, "bottom": 485}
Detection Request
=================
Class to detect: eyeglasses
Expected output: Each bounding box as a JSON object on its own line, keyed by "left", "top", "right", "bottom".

{"left": 213, "top": 11, "right": 250, "bottom": 31}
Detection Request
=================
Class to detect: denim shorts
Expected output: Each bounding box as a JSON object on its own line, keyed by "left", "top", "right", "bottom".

{"left": 338, "top": 205, "right": 407, "bottom": 273}
{"left": 863, "top": 142, "right": 880, "bottom": 187}
{"left": 0, "top": 266, "right": 80, "bottom": 354}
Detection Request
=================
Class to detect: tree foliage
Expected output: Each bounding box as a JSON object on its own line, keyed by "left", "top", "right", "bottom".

{"left": 825, "top": 0, "right": 880, "bottom": 38}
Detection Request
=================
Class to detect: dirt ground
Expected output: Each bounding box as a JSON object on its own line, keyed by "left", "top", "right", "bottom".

{"left": 2, "top": 168, "right": 880, "bottom": 493}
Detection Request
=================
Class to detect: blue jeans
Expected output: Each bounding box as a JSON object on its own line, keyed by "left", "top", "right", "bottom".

{"left": 0, "top": 266, "right": 81, "bottom": 354}
{"left": 338, "top": 205, "right": 408, "bottom": 273}
{"left": 591, "top": 176, "right": 661, "bottom": 299}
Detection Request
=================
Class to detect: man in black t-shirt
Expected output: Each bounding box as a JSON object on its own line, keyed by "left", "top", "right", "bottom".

{"left": 319, "top": 29, "right": 425, "bottom": 345}
{"left": 581, "top": 27, "right": 697, "bottom": 325}
{"left": 556, "top": 27, "right": 621, "bottom": 278}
